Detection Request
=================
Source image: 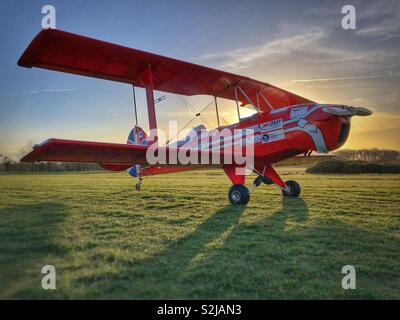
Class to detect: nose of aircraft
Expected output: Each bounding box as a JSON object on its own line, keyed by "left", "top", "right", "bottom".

{"left": 317, "top": 104, "right": 372, "bottom": 152}
{"left": 322, "top": 105, "right": 373, "bottom": 117}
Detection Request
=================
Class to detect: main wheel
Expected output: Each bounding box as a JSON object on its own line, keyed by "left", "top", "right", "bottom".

{"left": 228, "top": 184, "right": 250, "bottom": 205}
{"left": 282, "top": 180, "right": 301, "bottom": 197}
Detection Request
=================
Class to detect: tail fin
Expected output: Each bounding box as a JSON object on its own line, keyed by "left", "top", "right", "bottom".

{"left": 127, "top": 164, "right": 141, "bottom": 177}
{"left": 126, "top": 127, "right": 148, "bottom": 178}
{"left": 127, "top": 126, "right": 148, "bottom": 146}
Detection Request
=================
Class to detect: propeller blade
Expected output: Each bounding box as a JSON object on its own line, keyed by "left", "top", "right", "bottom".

{"left": 352, "top": 106, "right": 373, "bottom": 116}
{"left": 323, "top": 106, "right": 353, "bottom": 116}
{"left": 323, "top": 106, "right": 373, "bottom": 117}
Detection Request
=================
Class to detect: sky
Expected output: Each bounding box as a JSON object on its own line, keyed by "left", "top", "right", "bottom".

{"left": 0, "top": 0, "right": 399, "bottom": 159}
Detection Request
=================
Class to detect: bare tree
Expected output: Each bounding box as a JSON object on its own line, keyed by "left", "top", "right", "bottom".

{"left": 18, "top": 140, "right": 36, "bottom": 171}
{"left": 1, "top": 155, "right": 13, "bottom": 172}
{"left": 18, "top": 140, "right": 35, "bottom": 159}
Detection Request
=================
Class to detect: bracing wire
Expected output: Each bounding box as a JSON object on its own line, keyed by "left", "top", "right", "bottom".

{"left": 175, "top": 95, "right": 214, "bottom": 128}
{"left": 168, "top": 96, "right": 215, "bottom": 145}
{"left": 168, "top": 95, "right": 235, "bottom": 145}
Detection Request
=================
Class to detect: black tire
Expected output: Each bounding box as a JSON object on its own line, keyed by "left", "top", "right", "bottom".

{"left": 282, "top": 180, "right": 301, "bottom": 197}
{"left": 228, "top": 184, "right": 250, "bottom": 205}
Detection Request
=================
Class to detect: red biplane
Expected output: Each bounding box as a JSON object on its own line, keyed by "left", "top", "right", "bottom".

{"left": 18, "top": 29, "right": 372, "bottom": 205}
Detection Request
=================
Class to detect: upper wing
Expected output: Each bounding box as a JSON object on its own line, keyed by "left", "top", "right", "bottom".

{"left": 18, "top": 29, "right": 313, "bottom": 112}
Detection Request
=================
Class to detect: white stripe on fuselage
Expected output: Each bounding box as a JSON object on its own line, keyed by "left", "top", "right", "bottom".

{"left": 170, "top": 105, "right": 327, "bottom": 151}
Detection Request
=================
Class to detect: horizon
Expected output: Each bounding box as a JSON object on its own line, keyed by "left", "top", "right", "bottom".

{"left": 1, "top": 0, "right": 399, "bottom": 159}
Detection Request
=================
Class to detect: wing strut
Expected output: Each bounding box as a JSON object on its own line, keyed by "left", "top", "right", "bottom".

{"left": 145, "top": 66, "right": 158, "bottom": 143}
{"left": 234, "top": 86, "right": 241, "bottom": 122}
{"left": 132, "top": 85, "right": 139, "bottom": 128}
{"left": 214, "top": 96, "right": 221, "bottom": 128}
{"left": 132, "top": 85, "right": 140, "bottom": 143}
{"left": 237, "top": 85, "right": 260, "bottom": 112}
{"left": 260, "top": 92, "right": 274, "bottom": 111}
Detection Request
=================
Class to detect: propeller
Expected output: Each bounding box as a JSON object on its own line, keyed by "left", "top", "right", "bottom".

{"left": 323, "top": 105, "right": 373, "bottom": 117}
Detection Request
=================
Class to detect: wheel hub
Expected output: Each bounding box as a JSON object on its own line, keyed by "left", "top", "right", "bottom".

{"left": 231, "top": 190, "right": 242, "bottom": 202}
{"left": 284, "top": 185, "right": 292, "bottom": 195}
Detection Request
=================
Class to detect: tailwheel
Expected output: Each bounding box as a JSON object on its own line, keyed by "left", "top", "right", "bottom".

{"left": 135, "top": 178, "right": 143, "bottom": 191}
{"left": 282, "top": 180, "right": 301, "bottom": 197}
{"left": 253, "top": 176, "right": 263, "bottom": 187}
{"left": 253, "top": 175, "right": 274, "bottom": 188}
{"left": 228, "top": 184, "right": 250, "bottom": 205}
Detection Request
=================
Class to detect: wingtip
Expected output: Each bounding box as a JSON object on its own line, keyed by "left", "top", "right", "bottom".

{"left": 17, "top": 57, "right": 30, "bottom": 68}
{"left": 19, "top": 138, "right": 55, "bottom": 163}
{"left": 17, "top": 29, "right": 51, "bottom": 68}
{"left": 20, "top": 151, "right": 35, "bottom": 163}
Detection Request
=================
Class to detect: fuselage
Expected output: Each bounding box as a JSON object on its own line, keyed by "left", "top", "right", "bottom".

{"left": 173, "top": 103, "right": 351, "bottom": 167}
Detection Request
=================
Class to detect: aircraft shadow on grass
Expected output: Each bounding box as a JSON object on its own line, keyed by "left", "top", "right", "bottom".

{"left": 99, "top": 197, "right": 312, "bottom": 297}
{"left": 147, "top": 196, "right": 310, "bottom": 273}
{"left": 115, "top": 196, "right": 398, "bottom": 299}
{"left": 147, "top": 196, "right": 309, "bottom": 269}
{"left": 2, "top": 199, "right": 397, "bottom": 299}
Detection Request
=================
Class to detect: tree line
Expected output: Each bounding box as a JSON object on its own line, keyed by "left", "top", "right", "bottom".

{"left": 334, "top": 149, "right": 400, "bottom": 163}
{"left": 0, "top": 157, "right": 102, "bottom": 173}
{"left": 1, "top": 146, "right": 399, "bottom": 173}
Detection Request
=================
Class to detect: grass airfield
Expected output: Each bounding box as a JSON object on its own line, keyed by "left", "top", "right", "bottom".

{"left": 0, "top": 167, "right": 399, "bottom": 299}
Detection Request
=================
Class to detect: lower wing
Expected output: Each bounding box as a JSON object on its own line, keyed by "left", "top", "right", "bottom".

{"left": 20, "top": 138, "right": 234, "bottom": 166}
{"left": 20, "top": 139, "right": 149, "bottom": 164}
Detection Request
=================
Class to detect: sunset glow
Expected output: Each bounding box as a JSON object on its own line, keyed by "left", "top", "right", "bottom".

{"left": 0, "top": 0, "right": 399, "bottom": 159}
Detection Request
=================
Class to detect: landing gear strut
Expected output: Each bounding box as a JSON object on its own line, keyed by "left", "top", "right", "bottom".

{"left": 224, "top": 164, "right": 301, "bottom": 205}
{"left": 253, "top": 165, "right": 301, "bottom": 198}
{"left": 228, "top": 184, "right": 250, "bottom": 205}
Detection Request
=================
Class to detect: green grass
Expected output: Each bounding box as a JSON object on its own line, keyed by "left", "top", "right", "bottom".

{"left": 0, "top": 168, "right": 399, "bottom": 299}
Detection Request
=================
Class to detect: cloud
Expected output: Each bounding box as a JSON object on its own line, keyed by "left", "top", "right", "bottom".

{"left": 299, "top": 0, "right": 400, "bottom": 42}
{"left": 355, "top": 0, "right": 400, "bottom": 41}
{"left": 303, "top": 6, "right": 336, "bottom": 17}
{"left": 192, "top": 26, "right": 398, "bottom": 74}
{"left": 356, "top": 23, "right": 400, "bottom": 41}
{"left": 290, "top": 73, "right": 400, "bottom": 83}
{"left": 193, "top": 27, "right": 328, "bottom": 70}
{"left": 0, "top": 89, "right": 78, "bottom": 96}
